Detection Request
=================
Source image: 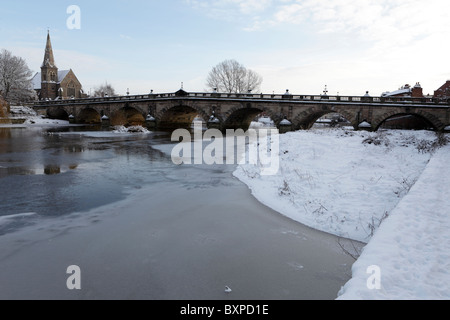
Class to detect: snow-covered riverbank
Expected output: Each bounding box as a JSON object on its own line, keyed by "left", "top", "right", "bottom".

{"left": 2, "top": 106, "right": 69, "bottom": 126}
{"left": 234, "top": 128, "right": 440, "bottom": 243}
{"left": 337, "top": 145, "right": 450, "bottom": 299}
{"left": 234, "top": 128, "right": 450, "bottom": 300}
{"left": 3, "top": 106, "right": 150, "bottom": 132}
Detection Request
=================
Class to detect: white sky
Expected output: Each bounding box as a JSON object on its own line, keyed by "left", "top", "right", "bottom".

{"left": 1, "top": 0, "right": 449, "bottom": 96}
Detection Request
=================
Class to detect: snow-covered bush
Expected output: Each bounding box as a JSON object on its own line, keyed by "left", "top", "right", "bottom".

{"left": 362, "top": 132, "right": 391, "bottom": 147}
{"left": 9, "top": 106, "right": 37, "bottom": 117}
{"left": 113, "top": 125, "right": 150, "bottom": 133}
{"left": 417, "top": 132, "right": 448, "bottom": 154}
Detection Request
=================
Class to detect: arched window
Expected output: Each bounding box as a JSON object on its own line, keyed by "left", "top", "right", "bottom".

{"left": 67, "top": 82, "right": 76, "bottom": 98}
{"left": 49, "top": 72, "right": 56, "bottom": 82}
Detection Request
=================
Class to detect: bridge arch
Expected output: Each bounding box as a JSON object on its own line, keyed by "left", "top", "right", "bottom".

{"left": 292, "top": 105, "right": 358, "bottom": 130}
{"left": 373, "top": 111, "right": 438, "bottom": 131}
{"left": 223, "top": 104, "right": 278, "bottom": 131}
{"left": 47, "top": 107, "right": 70, "bottom": 121}
{"left": 111, "top": 106, "right": 146, "bottom": 127}
{"left": 77, "top": 107, "right": 101, "bottom": 124}
{"left": 157, "top": 104, "right": 210, "bottom": 130}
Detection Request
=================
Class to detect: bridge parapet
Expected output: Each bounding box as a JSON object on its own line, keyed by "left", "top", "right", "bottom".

{"left": 34, "top": 91, "right": 450, "bottom": 107}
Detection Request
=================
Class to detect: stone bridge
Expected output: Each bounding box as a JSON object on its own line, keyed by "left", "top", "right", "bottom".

{"left": 33, "top": 89, "right": 450, "bottom": 132}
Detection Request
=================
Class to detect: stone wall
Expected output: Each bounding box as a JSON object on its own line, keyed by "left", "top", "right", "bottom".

{"left": 59, "top": 70, "right": 83, "bottom": 99}
{"left": 35, "top": 95, "right": 450, "bottom": 131}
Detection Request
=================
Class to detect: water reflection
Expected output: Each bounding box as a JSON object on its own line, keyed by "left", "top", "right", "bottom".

{"left": 0, "top": 128, "right": 12, "bottom": 139}
{"left": 0, "top": 166, "right": 36, "bottom": 178}
{"left": 0, "top": 128, "right": 14, "bottom": 154}
{"left": 64, "top": 145, "right": 85, "bottom": 153}
{"left": 44, "top": 165, "right": 61, "bottom": 175}
{"left": 112, "top": 142, "right": 169, "bottom": 162}
{"left": 0, "top": 125, "right": 172, "bottom": 225}
{"left": 46, "top": 125, "right": 103, "bottom": 133}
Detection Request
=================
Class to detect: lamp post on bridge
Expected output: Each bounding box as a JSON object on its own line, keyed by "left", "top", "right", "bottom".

{"left": 322, "top": 85, "right": 329, "bottom": 100}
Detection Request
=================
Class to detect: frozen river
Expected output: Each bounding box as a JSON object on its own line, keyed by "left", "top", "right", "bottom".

{"left": 0, "top": 125, "right": 355, "bottom": 300}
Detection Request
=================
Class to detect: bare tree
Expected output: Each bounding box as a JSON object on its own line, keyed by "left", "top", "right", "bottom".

{"left": 240, "top": 69, "right": 263, "bottom": 93}
{"left": 93, "top": 82, "right": 116, "bottom": 97}
{"left": 0, "top": 49, "right": 34, "bottom": 103}
{"left": 206, "top": 59, "right": 263, "bottom": 93}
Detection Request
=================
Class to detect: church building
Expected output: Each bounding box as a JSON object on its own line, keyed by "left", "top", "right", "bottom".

{"left": 32, "top": 32, "right": 84, "bottom": 100}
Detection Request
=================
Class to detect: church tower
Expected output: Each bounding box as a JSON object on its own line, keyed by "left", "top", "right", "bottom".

{"left": 40, "top": 31, "right": 58, "bottom": 100}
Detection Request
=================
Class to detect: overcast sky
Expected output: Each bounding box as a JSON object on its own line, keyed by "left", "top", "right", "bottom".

{"left": 1, "top": 0, "right": 449, "bottom": 96}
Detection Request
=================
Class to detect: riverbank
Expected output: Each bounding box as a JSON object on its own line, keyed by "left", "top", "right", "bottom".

{"left": 0, "top": 105, "right": 69, "bottom": 127}
{"left": 234, "top": 128, "right": 439, "bottom": 243}
{"left": 234, "top": 128, "right": 450, "bottom": 299}
{"left": 337, "top": 145, "right": 450, "bottom": 299}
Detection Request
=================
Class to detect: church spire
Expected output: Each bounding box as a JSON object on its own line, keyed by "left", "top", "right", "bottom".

{"left": 42, "top": 31, "right": 56, "bottom": 68}
{"left": 40, "top": 31, "right": 59, "bottom": 100}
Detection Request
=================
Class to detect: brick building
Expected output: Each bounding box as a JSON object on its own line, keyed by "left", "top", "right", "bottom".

{"left": 434, "top": 80, "right": 450, "bottom": 99}
{"left": 381, "top": 82, "right": 424, "bottom": 98}
{"left": 31, "top": 32, "right": 84, "bottom": 100}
